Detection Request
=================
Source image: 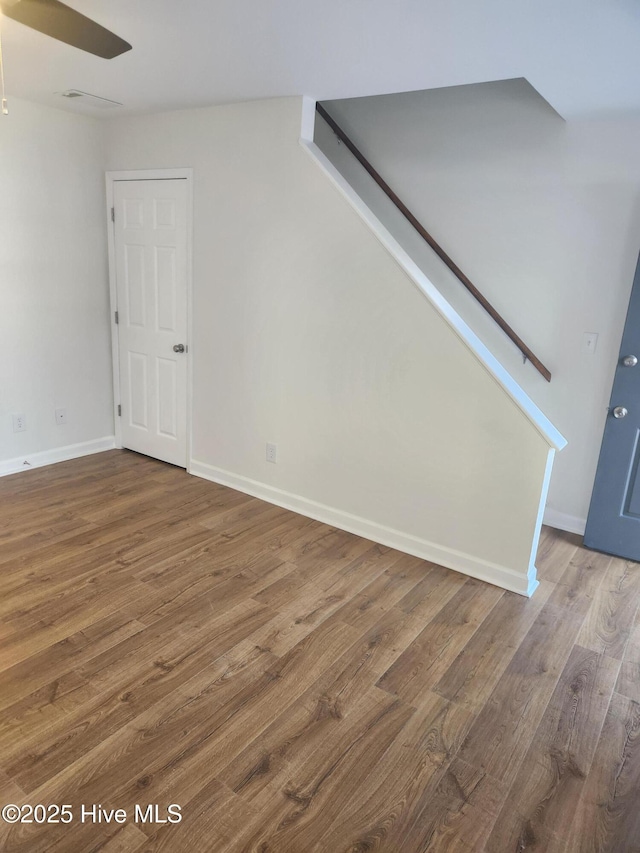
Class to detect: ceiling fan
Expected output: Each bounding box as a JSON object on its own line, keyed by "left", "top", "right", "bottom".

{"left": 0, "top": 0, "right": 131, "bottom": 59}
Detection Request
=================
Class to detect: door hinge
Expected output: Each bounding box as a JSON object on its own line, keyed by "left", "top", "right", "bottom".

{"left": 111, "top": 206, "right": 115, "bottom": 223}
{"left": 114, "top": 310, "right": 119, "bottom": 324}
{"left": 117, "top": 404, "right": 121, "bottom": 417}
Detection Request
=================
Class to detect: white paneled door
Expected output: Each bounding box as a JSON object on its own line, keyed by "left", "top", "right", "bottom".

{"left": 114, "top": 179, "right": 188, "bottom": 467}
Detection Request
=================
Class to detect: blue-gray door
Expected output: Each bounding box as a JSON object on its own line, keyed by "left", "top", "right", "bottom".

{"left": 585, "top": 251, "right": 640, "bottom": 559}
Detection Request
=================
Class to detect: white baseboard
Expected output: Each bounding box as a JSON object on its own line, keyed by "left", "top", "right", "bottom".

{"left": 543, "top": 507, "right": 586, "bottom": 536}
{"left": 190, "top": 459, "right": 534, "bottom": 596}
{"left": 0, "top": 436, "right": 116, "bottom": 478}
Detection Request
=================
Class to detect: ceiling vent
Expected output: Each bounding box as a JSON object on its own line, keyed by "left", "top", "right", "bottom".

{"left": 58, "top": 90, "right": 123, "bottom": 109}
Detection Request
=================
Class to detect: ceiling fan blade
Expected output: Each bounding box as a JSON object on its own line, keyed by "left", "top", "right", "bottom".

{"left": 0, "top": 0, "right": 131, "bottom": 59}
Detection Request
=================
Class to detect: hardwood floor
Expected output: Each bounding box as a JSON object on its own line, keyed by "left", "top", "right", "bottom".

{"left": 1, "top": 449, "right": 639, "bottom": 852}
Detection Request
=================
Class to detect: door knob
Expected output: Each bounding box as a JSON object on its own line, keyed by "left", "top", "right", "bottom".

{"left": 173, "top": 344, "right": 185, "bottom": 353}
{"left": 613, "top": 406, "right": 628, "bottom": 419}
{"left": 623, "top": 355, "right": 638, "bottom": 367}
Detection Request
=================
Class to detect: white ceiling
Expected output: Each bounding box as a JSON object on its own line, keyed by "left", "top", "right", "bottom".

{"left": 2, "top": 0, "right": 640, "bottom": 119}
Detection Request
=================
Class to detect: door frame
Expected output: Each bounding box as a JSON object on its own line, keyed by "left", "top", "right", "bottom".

{"left": 105, "top": 168, "right": 194, "bottom": 469}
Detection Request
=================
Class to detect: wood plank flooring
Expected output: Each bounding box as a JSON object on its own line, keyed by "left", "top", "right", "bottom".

{"left": 1, "top": 450, "right": 639, "bottom": 852}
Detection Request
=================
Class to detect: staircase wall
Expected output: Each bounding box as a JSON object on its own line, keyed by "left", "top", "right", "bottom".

{"left": 315, "top": 80, "right": 640, "bottom": 533}
{"left": 106, "top": 95, "right": 561, "bottom": 594}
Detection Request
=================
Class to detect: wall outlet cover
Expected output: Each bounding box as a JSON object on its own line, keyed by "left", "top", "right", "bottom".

{"left": 583, "top": 332, "right": 599, "bottom": 354}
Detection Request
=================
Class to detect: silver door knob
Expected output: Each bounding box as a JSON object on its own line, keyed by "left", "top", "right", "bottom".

{"left": 623, "top": 355, "right": 638, "bottom": 367}
{"left": 613, "top": 406, "right": 628, "bottom": 419}
{"left": 173, "top": 344, "right": 185, "bottom": 353}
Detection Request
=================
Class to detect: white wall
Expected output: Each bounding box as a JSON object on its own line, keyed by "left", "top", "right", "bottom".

{"left": 0, "top": 98, "right": 114, "bottom": 472}
{"left": 105, "top": 97, "right": 556, "bottom": 594}
{"left": 317, "top": 81, "right": 640, "bottom": 532}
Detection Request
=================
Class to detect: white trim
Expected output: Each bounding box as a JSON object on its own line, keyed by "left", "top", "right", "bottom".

{"left": 105, "top": 173, "right": 122, "bottom": 449}
{"left": 191, "top": 459, "right": 535, "bottom": 596}
{"left": 300, "top": 95, "right": 317, "bottom": 143}
{"left": 0, "top": 437, "right": 116, "bottom": 478}
{"left": 106, "top": 169, "right": 194, "bottom": 182}
{"left": 105, "top": 168, "right": 194, "bottom": 468}
{"left": 299, "top": 98, "right": 566, "bottom": 453}
{"left": 526, "top": 446, "right": 556, "bottom": 596}
{"left": 543, "top": 507, "right": 586, "bottom": 536}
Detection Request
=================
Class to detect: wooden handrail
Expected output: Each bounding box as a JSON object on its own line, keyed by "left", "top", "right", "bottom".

{"left": 316, "top": 102, "right": 552, "bottom": 382}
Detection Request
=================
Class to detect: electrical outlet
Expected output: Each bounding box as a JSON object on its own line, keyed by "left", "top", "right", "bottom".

{"left": 583, "top": 332, "right": 599, "bottom": 354}
{"left": 55, "top": 408, "right": 67, "bottom": 425}
{"left": 12, "top": 413, "right": 26, "bottom": 432}
{"left": 266, "top": 442, "right": 277, "bottom": 463}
